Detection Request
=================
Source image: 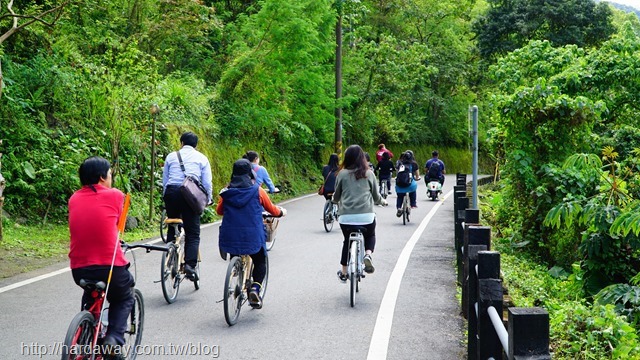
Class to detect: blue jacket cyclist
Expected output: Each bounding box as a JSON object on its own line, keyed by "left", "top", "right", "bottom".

{"left": 216, "top": 159, "right": 286, "bottom": 309}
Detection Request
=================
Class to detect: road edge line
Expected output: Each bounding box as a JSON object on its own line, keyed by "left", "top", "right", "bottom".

{"left": 367, "top": 189, "right": 453, "bottom": 360}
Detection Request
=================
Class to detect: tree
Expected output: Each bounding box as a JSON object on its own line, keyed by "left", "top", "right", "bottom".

{"left": 0, "top": 0, "right": 70, "bottom": 98}
{"left": 474, "top": 0, "right": 615, "bottom": 61}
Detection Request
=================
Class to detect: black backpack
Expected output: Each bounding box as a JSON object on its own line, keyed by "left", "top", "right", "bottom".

{"left": 428, "top": 161, "right": 440, "bottom": 180}
{"left": 396, "top": 163, "right": 413, "bottom": 187}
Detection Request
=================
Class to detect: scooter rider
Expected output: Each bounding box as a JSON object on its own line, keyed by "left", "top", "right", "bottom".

{"left": 425, "top": 150, "right": 445, "bottom": 185}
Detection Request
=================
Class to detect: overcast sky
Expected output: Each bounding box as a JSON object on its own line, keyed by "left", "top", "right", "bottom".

{"left": 608, "top": 0, "right": 640, "bottom": 9}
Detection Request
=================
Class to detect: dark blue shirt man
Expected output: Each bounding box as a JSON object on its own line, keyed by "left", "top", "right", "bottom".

{"left": 425, "top": 150, "right": 446, "bottom": 185}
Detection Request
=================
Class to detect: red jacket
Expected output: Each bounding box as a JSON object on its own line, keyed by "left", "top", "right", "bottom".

{"left": 375, "top": 148, "right": 394, "bottom": 162}
{"left": 69, "top": 185, "right": 128, "bottom": 269}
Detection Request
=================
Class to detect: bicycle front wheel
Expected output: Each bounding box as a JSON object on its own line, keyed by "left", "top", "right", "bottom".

{"left": 61, "top": 311, "right": 95, "bottom": 360}
{"left": 123, "top": 289, "right": 144, "bottom": 359}
{"left": 160, "top": 209, "right": 168, "bottom": 243}
{"left": 194, "top": 261, "right": 201, "bottom": 290}
{"left": 323, "top": 200, "right": 334, "bottom": 232}
{"left": 349, "top": 241, "right": 358, "bottom": 307}
{"left": 224, "top": 257, "right": 243, "bottom": 326}
{"left": 161, "top": 243, "right": 180, "bottom": 304}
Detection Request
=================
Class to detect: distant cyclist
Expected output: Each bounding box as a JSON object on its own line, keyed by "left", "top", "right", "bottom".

{"left": 68, "top": 156, "right": 132, "bottom": 359}
{"left": 375, "top": 143, "right": 394, "bottom": 163}
{"left": 332, "top": 145, "right": 387, "bottom": 282}
{"left": 244, "top": 150, "right": 280, "bottom": 194}
{"left": 425, "top": 150, "right": 446, "bottom": 185}
{"left": 216, "top": 159, "right": 286, "bottom": 309}
{"left": 320, "top": 153, "right": 340, "bottom": 199}
{"left": 395, "top": 150, "right": 421, "bottom": 216}
{"left": 374, "top": 152, "right": 395, "bottom": 195}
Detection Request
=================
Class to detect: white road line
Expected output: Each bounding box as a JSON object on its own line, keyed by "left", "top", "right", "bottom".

{"left": 367, "top": 189, "right": 453, "bottom": 360}
{"left": 0, "top": 192, "right": 314, "bottom": 294}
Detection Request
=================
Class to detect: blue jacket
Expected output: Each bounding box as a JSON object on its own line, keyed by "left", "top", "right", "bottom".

{"left": 218, "top": 185, "right": 266, "bottom": 255}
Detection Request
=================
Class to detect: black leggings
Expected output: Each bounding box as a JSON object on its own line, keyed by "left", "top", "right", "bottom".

{"left": 231, "top": 248, "right": 267, "bottom": 285}
{"left": 339, "top": 221, "right": 376, "bottom": 266}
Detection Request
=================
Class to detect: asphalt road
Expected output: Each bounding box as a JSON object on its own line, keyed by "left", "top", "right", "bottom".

{"left": 0, "top": 175, "right": 465, "bottom": 360}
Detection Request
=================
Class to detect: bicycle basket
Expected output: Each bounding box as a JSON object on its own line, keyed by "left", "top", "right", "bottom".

{"left": 264, "top": 217, "right": 280, "bottom": 242}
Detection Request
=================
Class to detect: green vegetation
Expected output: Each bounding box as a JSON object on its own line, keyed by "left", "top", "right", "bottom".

{"left": 3, "top": 0, "right": 640, "bottom": 355}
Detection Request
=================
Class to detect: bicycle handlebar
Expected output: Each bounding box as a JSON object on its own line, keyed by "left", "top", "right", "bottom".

{"left": 122, "top": 242, "right": 169, "bottom": 253}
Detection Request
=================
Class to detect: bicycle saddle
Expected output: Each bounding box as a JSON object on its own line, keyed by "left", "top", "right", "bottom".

{"left": 78, "top": 279, "right": 106, "bottom": 291}
{"left": 164, "top": 218, "right": 183, "bottom": 224}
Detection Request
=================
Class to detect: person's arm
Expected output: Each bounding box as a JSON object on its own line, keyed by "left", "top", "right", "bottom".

{"left": 258, "top": 166, "right": 277, "bottom": 193}
{"left": 441, "top": 160, "right": 446, "bottom": 174}
{"left": 162, "top": 154, "right": 171, "bottom": 189}
{"left": 331, "top": 172, "right": 342, "bottom": 204}
{"left": 258, "top": 187, "right": 284, "bottom": 216}
{"left": 201, "top": 158, "right": 213, "bottom": 204}
{"left": 216, "top": 197, "right": 224, "bottom": 215}
{"left": 387, "top": 149, "right": 394, "bottom": 159}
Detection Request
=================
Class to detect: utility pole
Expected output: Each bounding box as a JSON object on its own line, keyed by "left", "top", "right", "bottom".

{"left": 335, "top": 1, "right": 343, "bottom": 157}
{"left": 149, "top": 104, "right": 159, "bottom": 223}
{"left": 0, "top": 140, "right": 4, "bottom": 243}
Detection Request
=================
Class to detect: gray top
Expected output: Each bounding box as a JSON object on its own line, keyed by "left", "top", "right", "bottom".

{"left": 332, "top": 168, "right": 384, "bottom": 217}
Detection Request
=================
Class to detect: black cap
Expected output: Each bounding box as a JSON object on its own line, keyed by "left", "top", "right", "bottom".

{"left": 229, "top": 159, "right": 256, "bottom": 188}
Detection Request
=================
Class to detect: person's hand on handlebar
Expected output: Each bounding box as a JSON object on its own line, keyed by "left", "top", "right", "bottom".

{"left": 379, "top": 199, "right": 388, "bottom": 207}
{"left": 278, "top": 207, "right": 287, "bottom": 217}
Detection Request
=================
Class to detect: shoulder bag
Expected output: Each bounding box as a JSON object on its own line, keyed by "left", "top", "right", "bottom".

{"left": 176, "top": 151, "right": 208, "bottom": 215}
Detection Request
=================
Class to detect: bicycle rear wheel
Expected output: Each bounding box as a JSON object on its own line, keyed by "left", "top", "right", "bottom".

{"left": 224, "top": 257, "right": 243, "bottom": 326}
{"left": 160, "top": 209, "right": 168, "bottom": 243}
{"left": 161, "top": 243, "right": 180, "bottom": 304}
{"left": 381, "top": 182, "right": 388, "bottom": 199}
{"left": 323, "top": 200, "right": 334, "bottom": 232}
{"left": 123, "top": 289, "right": 144, "bottom": 359}
{"left": 349, "top": 241, "right": 358, "bottom": 307}
{"left": 61, "top": 311, "right": 95, "bottom": 360}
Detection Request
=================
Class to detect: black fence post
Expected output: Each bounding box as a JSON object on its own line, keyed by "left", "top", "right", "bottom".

{"left": 467, "top": 244, "right": 487, "bottom": 360}
{"left": 455, "top": 191, "right": 469, "bottom": 285}
{"left": 462, "top": 226, "right": 491, "bottom": 317}
{"left": 508, "top": 308, "right": 551, "bottom": 360}
{"left": 456, "top": 173, "right": 467, "bottom": 187}
{"left": 477, "top": 251, "right": 502, "bottom": 360}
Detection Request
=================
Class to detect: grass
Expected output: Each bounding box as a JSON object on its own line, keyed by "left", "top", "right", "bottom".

{"left": 0, "top": 219, "right": 160, "bottom": 279}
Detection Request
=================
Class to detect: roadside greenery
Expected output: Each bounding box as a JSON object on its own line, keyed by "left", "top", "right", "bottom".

{"left": 3, "top": 0, "right": 640, "bottom": 355}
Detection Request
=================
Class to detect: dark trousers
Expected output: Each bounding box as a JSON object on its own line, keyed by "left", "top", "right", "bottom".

{"left": 164, "top": 185, "right": 200, "bottom": 267}
{"left": 339, "top": 221, "right": 376, "bottom": 266}
{"left": 379, "top": 175, "right": 392, "bottom": 192}
{"left": 230, "top": 249, "right": 267, "bottom": 285}
{"left": 396, "top": 191, "right": 417, "bottom": 208}
{"left": 72, "top": 266, "right": 135, "bottom": 345}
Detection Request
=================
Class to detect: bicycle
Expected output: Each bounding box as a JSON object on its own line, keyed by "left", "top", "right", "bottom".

{"left": 322, "top": 197, "right": 338, "bottom": 232}
{"left": 160, "top": 216, "right": 201, "bottom": 304}
{"left": 61, "top": 242, "right": 167, "bottom": 360}
{"left": 379, "top": 180, "right": 389, "bottom": 199}
{"left": 399, "top": 193, "right": 410, "bottom": 225}
{"left": 221, "top": 216, "right": 276, "bottom": 326}
{"left": 347, "top": 227, "right": 367, "bottom": 307}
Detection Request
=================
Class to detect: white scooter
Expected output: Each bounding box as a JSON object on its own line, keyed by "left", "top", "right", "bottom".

{"left": 427, "top": 179, "right": 442, "bottom": 201}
